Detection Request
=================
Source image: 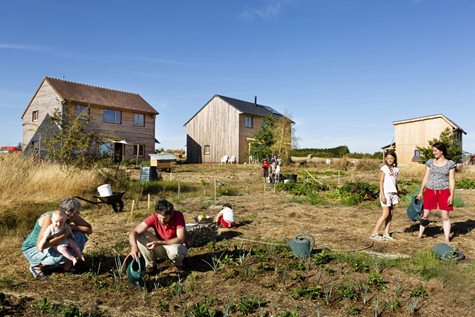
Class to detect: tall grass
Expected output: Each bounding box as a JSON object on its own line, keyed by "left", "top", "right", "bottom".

{"left": 0, "top": 155, "right": 105, "bottom": 207}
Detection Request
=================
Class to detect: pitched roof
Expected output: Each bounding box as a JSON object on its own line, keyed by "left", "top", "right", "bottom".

{"left": 22, "top": 77, "right": 158, "bottom": 119}
{"left": 393, "top": 114, "right": 466, "bottom": 134}
{"left": 184, "top": 94, "right": 291, "bottom": 126}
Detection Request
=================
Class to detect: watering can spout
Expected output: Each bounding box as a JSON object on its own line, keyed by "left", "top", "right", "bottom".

{"left": 284, "top": 236, "right": 293, "bottom": 249}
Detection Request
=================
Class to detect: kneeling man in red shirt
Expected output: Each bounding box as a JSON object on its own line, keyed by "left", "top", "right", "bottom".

{"left": 129, "top": 199, "right": 188, "bottom": 275}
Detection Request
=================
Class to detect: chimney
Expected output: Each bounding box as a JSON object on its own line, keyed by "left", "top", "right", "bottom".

{"left": 254, "top": 96, "right": 257, "bottom": 106}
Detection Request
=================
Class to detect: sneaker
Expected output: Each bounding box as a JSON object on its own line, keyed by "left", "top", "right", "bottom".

{"left": 370, "top": 234, "right": 386, "bottom": 241}
{"left": 145, "top": 265, "right": 156, "bottom": 275}
{"left": 383, "top": 234, "right": 394, "bottom": 241}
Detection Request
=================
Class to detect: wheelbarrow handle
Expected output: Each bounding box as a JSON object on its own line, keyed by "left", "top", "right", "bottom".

{"left": 74, "top": 196, "right": 97, "bottom": 205}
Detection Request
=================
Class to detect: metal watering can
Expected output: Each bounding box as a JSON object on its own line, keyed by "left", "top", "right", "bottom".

{"left": 285, "top": 234, "right": 315, "bottom": 258}
{"left": 432, "top": 243, "right": 464, "bottom": 261}
{"left": 126, "top": 257, "right": 146, "bottom": 291}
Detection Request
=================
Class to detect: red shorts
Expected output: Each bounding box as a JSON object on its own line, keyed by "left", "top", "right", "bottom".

{"left": 220, "top": 217, "right": 236, "bottom": 228}
{"left": 423, "top": 188, "right": 453, "bottom": 211}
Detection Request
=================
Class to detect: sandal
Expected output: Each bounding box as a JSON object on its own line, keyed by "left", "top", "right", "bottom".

{"left": 64, "top": 266, "right": 83, "bottom": 276}
{"left": 30, "top": 266, "right": 47, "bottom": 280}
{"left": 383, "top": 234, "right": 394, "bottom": 241}
{"left": 370, "top": 234, "right": 386, "bottom": 241}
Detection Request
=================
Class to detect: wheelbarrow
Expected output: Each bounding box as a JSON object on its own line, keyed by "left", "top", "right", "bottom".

{"left": 75, "top": 192, "right": 126, "bottom": 213}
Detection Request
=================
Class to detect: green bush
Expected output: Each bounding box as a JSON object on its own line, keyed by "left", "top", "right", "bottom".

{"left": 216, "top": 187, "right": 238, "bottom": 197}
{"left": 456, "top": 178, "right": 475, "bottom": 189}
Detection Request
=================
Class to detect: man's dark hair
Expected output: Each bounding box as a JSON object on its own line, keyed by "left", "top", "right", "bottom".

{"left": 155, "top": 199, "right": 174, "bottom": 216}
{"left": 223, "top": 203, "right": 232, "bottom": 209}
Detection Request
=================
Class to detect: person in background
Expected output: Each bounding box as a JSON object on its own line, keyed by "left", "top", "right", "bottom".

{"left": 270, "top": 161, "right": 282, "bottom": 183}
{"left": 370, "top": 150, "right": 399, "bottom": 241}
{"left": 417, "top": 142, "right": 456, "bottom": 243}
{"left": 214, "top": 203, "right": 236, "bottom": 228}
{"left": 270, "top": 154, "right": 276, "bottom": 165}
{"left": 262, "top": 158, "right": 270, "bottom": 183}
{"left": 128, "top": 199, "right": 188, "bottom": 275}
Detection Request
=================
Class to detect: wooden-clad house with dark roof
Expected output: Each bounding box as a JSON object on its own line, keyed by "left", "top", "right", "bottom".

{"left": 390, "top": 114, "right": 466, "bottom": 164}
{"left": 21, "top": 77, "right": 159, "bottom": 161}
{"left": 184, "top": 95, "right": 289, "bottom": 164}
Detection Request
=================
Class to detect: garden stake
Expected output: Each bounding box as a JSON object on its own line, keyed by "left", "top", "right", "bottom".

{"left": 214, "top": 179, "right": 217, "bottom": 205}
{"left": 374, "top": 293, "right": 378, "bottom": 317}
{"left": 282, "top": 266, "right": 286, "bottom": 289}
{"left": 178, "top": 180, "right": 181, "bottom": 198}
{"left": 130, "top": 200, "right": 135, "bottom": 216}
{"left": 147, "top": 194, "right": 150, "bottom": 210}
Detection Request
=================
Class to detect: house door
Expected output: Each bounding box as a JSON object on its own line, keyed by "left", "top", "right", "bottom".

{"left": 114, "top": 143, "right": 123, "bottom": 163}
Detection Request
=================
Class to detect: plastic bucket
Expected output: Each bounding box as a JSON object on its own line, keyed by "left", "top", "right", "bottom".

{"left": 97, "top": 184, "right": 113, "bottom": 197}
{"left": 284, "top": 179, "right": 290, "bottom": 183}
{"left": 432, "top": 243, "right": 464, "bottom": 261}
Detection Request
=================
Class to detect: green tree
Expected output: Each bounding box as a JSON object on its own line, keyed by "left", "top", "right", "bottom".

{"left": 417, "top": 127, "right": 462, "bottom": 164}
{"left": 248, "top": 111, "right": 277, "bottom": 162}
{"left": 270, "top": 110, "right": 300, "bottom": 165}
{"left": 17, "top": 142, "right": 23, "bottom": 151}
{"left": 26, "top": 101, "right": 119, "bottom": 169}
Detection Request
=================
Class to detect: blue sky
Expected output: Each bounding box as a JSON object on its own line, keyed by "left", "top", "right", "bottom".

{"left": 1, "top": 0, "right": 474, "bottom": 154}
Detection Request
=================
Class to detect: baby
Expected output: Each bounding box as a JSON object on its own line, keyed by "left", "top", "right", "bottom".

{"left": 38, "top": 210, "right": 84, "bottom": 266}
{"left": 214, "top": 203, "right": 236, "bottom": 228}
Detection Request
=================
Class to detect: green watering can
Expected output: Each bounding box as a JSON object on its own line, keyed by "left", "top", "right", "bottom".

{"left": 432, "top": 243, "right": 464, "bottom": 261}
{"left": 407, "top": 197, "right": 424, "bottom": 222}
{"left": 285, "top": 234, "right": 315, "bottom": 258}
{"left": 126, "top": 257, "right": 146, "bottom": 291}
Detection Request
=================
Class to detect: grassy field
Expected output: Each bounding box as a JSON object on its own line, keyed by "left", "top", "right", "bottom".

{"left": 0, "top": 157, "right": 474, "bottom": 316}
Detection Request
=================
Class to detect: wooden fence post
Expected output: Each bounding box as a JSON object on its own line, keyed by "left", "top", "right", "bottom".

{"left": 214, "top": 178, "right": 217, "bottom": 205}
{"left": 148, "top": 194, "right": 150, "bottom": 210}
{"left": 178, "top": 180, "right": 181, "bottom": 199}
{"left": 131, "top": 200, "right": 135, "bottom": 217}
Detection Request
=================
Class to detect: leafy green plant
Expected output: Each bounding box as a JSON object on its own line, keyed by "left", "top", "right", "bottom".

{"left": 216, "top": 187, "right": 238, "bottom": 197}
{"left": 406, "top": 296, "right": 421, "bottom": 314}
{"left": 336, "top": 283, "right": 358, "bottom": 301}
{"left": 187, "top": 301, "right": 216, "bottom": 317}
{"left": 367, "top": 271, "right": 385, "bottom": 290}
{"left": 456, "top": 178, "right": 475, "bottom": 189}
{"left": 321, "top": 265, "right": 334, "bottom": 276}
{"left": 235, "top": 296, "right": 264, "bottom": 316}
{"left": 323, "top": 281, "right": 334, "bottom": 305}
{"left": 313, "top": 251, "right": 334, "bottom": 265}
{"left": 351, "top": 260, "right": 369, "bottom": 273}
{"left": 291, "top": 285, "right": 323, "bottom": 300}
{"left": 343, "top": 305, "right": 359, "bottom": 315}
{"left": 409, "top": 286, "right": 428, "bottom": 299}
{"left": 158, "top": 299, "right": 169, "bottom": 312}
{"left": 383, "top": 299, "right": 400, "bottom": 311}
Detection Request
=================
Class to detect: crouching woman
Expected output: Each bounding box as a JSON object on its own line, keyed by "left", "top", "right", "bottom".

{"left": 21, "top": 197, "right": 92, "bottom": 279}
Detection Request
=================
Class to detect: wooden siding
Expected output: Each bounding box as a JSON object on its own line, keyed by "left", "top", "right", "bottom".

{"left": 185, "top": 96, "right": 240, "bottom": 163}
{"left": 22, "top": 80, "right": 62, "bottom": 154}
{"left": 22, "top": 80, "right": 156, "bottom": 160}
{"left": 395, "top": 117, "right": 454, "bottom": 164}
{"left": 238, "top": 115, "right": 262, "bottom": 163}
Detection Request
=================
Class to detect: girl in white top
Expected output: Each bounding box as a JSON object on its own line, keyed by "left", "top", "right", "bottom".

{"left": 370, "top": 150, "right": 400, "bottom": 241}
{"left": 214, "top": 203, "right": 236, "bottom": 228}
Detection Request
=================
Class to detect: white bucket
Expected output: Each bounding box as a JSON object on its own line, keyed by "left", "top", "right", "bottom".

{"left": 284, "top": 179, "right": 290, "bottom": 183}
{"left": 97, "top": 184, "right": 112, "bottom": 197}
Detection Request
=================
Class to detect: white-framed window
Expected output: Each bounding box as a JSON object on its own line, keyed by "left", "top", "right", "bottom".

{"left": 76, "top": 106, "right": 89, "bottom": 120}
{"left": 104, "top": 109, "right": 121, "bottom": 124}
{"left": 204, "top": 145, "right": 210, "bottom": 155}
{"left": 414, "top": 150, "right": 420, "bottom": 156}
{"left": 32, "top": 111, "right": 39, "bottom": 122}
{"left": 245, "top": 116, "right": 253, "bottom": 128}
{"left": 133, "top": 144, "right": 144, "bottom": 157}
{"left": 134, "top": 113, "right": 144, "bottom": 126}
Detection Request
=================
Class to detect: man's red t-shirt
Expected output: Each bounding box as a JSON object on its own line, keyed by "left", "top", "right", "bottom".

{"left": 262, "top": 162, "right": 270, "bottom": 170}
{"left": 144, "top": 210, "right": 189, "bottom": 248}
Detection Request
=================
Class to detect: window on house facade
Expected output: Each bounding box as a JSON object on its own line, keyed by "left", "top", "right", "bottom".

{"left": 245, "top": 116, "right": 253, "bottom": 128}
{"left": 104, "top": 109, "right": 121, "bottom": 123}
{"left": 133, "top": 144, "right": 144, "bottom": 157}
{"left": 454, "top": 133, "right": 461, "bottom": 141}
{"left": 76, "top": 106, "right": 89, "bottom": 120}
{"left": 414, "top": 150, "right": 420, "bottom": 156}
{"left": 31, "top": 140, "right": 38, "bottom": 149}
{"left": 32, "top": 111, "right": 39, "bottom": 122}
{"left": 134, "top": 113, "right": 144, "bottom": 126}
{"left": 204, "top": 145, "right": 210, "bottom": 155}
{"left": 99, "top": 142, "right": 112, "bottom": 156}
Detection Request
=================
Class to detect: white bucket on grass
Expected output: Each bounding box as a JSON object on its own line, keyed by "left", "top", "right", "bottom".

{"left": 97, "top": 184, "right": 112, "bottom": 197}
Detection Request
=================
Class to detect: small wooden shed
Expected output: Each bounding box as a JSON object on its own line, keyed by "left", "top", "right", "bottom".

{"left": 149, "top": 153, "right": 178, "bottom": 171}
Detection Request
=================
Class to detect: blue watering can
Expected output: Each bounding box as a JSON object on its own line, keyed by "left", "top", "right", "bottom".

{"left": 285, "top": 234, "right": 315, "bottom": 258}
{"left": 432, "top": 243, "right": 464, "bottom": 261}
{"left": 407, "top": 197, "right": 424, "bottom": 222}
{"left": 126, "top": 257, "right": 146, "bottom": 291}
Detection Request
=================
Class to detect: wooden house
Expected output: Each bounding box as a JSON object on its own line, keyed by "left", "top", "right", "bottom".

{"left": 389, "top": 114, "right": 466, "bottom": 164}
{"left": 184, "top": 95, "right": 289, "bottom": 163}
{"left": 21, "top": 77, "right": 159, "bottom": 161}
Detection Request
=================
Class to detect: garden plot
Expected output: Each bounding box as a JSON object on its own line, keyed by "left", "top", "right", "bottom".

{"left": 0, "top": 162, "right": 474, "bottom": 316}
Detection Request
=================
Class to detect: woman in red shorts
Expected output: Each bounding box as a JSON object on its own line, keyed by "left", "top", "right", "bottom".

{"left": 416, "top": 142, "right": 456, "bottom": 243}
